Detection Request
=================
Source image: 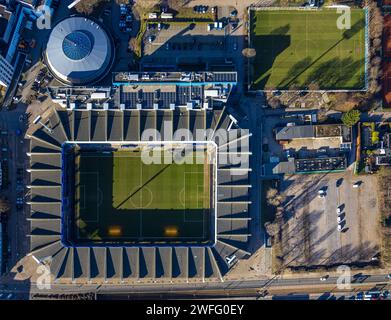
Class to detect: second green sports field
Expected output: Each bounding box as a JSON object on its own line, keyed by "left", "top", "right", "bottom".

{"left": 250, "top": 9, "right": 366, "bottom": 90}
{"left": 73, "top": 146, "right": 213, "bottom": 244}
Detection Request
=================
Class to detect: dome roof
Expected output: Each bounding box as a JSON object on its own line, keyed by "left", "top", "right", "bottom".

{"left": 45, "top": 17, "right": 113, "bottom": 85}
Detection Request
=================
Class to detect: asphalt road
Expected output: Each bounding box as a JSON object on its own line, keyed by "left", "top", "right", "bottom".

{"left": 1, "top": 271, "right": 390, "bottom": 298}
{"left": 0, "top": 110, "right": 29, "bottom": 269}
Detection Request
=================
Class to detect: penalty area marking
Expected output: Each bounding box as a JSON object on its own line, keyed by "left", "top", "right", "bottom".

{"left": 78, "top": 172, "right": 99, "bottom": 223}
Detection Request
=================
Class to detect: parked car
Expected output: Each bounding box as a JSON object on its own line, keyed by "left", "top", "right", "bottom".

{"left": 230, "top": 9, "right": 238, "bottom": 17}
{"left": 337, "top": 216, "right": 343, "bottom": 223}
{"left": 353, "top": 181, "right": 361, "bottom": 188}
{"left": 318, "top": 190, "right": 326, "bottom": 199}
{"left": 194, "top": 5, "right": 208, "bottom": 13}
{"left": 320, "top": 275, "right": 329, "bottom": 281}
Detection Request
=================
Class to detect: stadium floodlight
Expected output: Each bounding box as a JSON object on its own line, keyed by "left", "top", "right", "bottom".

{"left": 33, "top": 115, "right": 53, "bottom": 134}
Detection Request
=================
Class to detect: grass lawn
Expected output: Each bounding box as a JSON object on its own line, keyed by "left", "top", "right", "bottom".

{"left": 250, "top": 9, "right": 366, "bottom": 90}
{"left": 74, "top": 149, "right": 211, "bottom": 243}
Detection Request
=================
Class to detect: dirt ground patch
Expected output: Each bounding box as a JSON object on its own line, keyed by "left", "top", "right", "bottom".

{"left": 275, "top": 170, "right": 380, "bottom": 270}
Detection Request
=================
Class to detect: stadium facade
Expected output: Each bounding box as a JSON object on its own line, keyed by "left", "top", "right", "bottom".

{"left": 26, "top": 104, "right": 252, "bottom": 282}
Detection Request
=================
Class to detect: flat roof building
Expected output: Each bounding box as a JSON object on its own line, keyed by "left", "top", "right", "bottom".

{"left": 275, "top": 124, "right": 351, "bottom": 142}
{"left": 0, "top": 55, "right": 14, "bottom": 87}
{"left": 264, "top": 156, "right": 347, "bottom": 175}
{"left": 48, "top": 71, "right": 237, "bottom": 111}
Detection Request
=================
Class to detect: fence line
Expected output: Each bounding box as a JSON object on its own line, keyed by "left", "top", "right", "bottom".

{"left": 249, "top": 6, "right": 319, "bottom": 11}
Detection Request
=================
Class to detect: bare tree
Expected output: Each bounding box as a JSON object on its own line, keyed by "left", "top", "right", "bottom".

{"left": 334, "top": 92, "right": 348, "bottom": 102}
{"left": 266, "top": 187, "right": 286, "bottom": 207}
{"left": 307, "top": 82, "right": 320, "bottom": 91}
{"left": 242, "top": 48, "right": 257, "bottom": 59}
{"left": 75, "top": 0, "right": 109, "bottom": 15}
{"left": 0, "top": 197, "right": 10, "bottom": 214}
{"left": 129, "top": 37, "right": 137, "bottom": 50}
{"left": 264, "top": 221, "right": 279, "bottom": 237}
{"left": 268, "top": 97, "right": 281, "bottom": 109}
{"left": 372, "top": 38, "right": 382, "bottom": 51}
{"left": 266, "top": 188, "right": 278, "bottom": 202}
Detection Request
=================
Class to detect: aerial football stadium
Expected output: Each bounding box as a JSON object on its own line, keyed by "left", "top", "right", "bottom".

{"left": 26, "top": 74, "right": 252, "bottom": 282}
{"left": 63, "top": 141, "right": 217, "bottom": 246}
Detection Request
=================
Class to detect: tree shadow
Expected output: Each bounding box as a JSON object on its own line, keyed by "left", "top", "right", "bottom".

{"left": 279, "top": 57, "right": 313, "bottom": 88}
{"left": 251, "top": 35, "right": 291, "bottom": 90}
{"left": 274, "top": 17, "right": 366, "bottom": 89}
{"left": 251, "top": 16, "right": 291, "bottom": 90}
{"left": 305, "top": 57, "right": 365, "bottom": 90}
{"left": 270, "top": 24, "right": 290, "bottom": 35}
{"left": 342, "top": 18, "right": 366, "bottom": 40}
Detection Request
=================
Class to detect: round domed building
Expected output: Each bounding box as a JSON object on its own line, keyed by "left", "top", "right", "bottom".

{"left": 45, "top": 16, "right": 114, "bottom": 85}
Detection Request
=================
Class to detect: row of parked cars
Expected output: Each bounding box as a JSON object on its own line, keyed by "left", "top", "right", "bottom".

{"left": 119, "top": 3, "right": 133, "bottom": 33}
{"left": 318, "top": 180, "right": 362, "bottom": 232}
{"left": 193, "top": 5, "right": 209, "bottom": 14}
{"left": 31, "top": 68, "right": 52, "bottom": 95}
{"left": 16, "top": 167, "right": 24, "bottom": 210}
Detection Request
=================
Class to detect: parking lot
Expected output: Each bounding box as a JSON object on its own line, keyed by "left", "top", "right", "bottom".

{"left": 142, "top": 20, "right": 242, "bottom": 68}
{"left": 278, "top": 170, "right": 380, "bottom": 267}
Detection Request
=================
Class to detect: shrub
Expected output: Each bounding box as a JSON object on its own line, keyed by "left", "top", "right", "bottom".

{"left": 342, "top": 109, "right": 361, "bottom": 127}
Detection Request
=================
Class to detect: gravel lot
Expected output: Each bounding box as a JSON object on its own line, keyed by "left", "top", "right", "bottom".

{"left": 279, "top": 170, "right": 380, "bottom": 267}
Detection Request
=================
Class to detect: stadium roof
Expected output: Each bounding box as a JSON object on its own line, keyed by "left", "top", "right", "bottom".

{"left": 26, "top": 107, "right": 252, "bottom": 282}
{"left": 45, "top": 16, "right": 113, "bottom": 85}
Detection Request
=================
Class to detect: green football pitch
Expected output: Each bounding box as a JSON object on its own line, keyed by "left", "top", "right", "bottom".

{"left": 250, "top": 9, "right": 366, "bottom": 90}
{"left": 74, "top": 148, "right": 213, "bottom": 243}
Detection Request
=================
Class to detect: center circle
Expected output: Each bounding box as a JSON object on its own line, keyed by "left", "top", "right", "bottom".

{"left": 62, "top": 31, "right": 93, "bottom": 60}
{"left": 129, "top": 187, "right": 153, "bottom": 209}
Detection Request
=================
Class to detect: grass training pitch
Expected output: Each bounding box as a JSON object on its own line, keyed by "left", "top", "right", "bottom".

{"left": 250, "top": 9, "right": 366, "bottom": 90}
{"left": 73, "top": 146, "right": 214, "bottom": 244}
